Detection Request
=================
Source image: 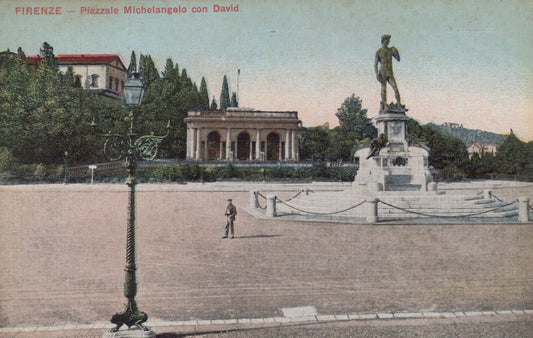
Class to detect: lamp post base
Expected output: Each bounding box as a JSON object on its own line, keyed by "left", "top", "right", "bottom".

{"left": 102, "top": 327, "right": 156, "bottom": 338}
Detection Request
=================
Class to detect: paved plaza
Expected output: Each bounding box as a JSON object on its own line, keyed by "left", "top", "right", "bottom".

{"left": 0, "top": 181, "right": 532, "bottom": 337}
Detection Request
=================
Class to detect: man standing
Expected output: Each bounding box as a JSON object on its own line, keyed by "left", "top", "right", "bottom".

{"left": 223, "top": 199, "right": 237, "bottom": 239}
{"left": 375, "top": 34, "right": 401, "bottom": 111}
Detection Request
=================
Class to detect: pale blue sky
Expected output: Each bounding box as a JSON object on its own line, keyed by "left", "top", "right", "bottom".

{"left": 1, "top": 0, "right": 532, "bottom": 140}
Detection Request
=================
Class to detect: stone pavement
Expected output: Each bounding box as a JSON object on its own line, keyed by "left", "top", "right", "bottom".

{"left": 0, "top": 181, "right": 532, "bottom": 337}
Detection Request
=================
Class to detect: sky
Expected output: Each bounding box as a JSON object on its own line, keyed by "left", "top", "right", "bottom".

{"left": 1, "top": 0, "right": 532, "bottom": 141}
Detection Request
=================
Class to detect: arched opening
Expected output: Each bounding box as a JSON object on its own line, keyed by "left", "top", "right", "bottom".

{"left": 236, "top": 131, "right": 251, "bottom": 160}
{"left": 207, "top": 131, "right": 221, "bottom": 160}
{"left": 266, "top": 132, "right": 280, "bottom": 160}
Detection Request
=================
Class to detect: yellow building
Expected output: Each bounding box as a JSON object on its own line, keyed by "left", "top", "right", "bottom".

{"left": 185, "top": 108, "right": 301, "bottom": 161}
{"left": 29, "top": 54, "right": 128, "bottom": 99}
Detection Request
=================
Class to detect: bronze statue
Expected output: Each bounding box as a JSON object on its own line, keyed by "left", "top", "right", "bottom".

{"left": 375, "top": 34, "right": 401, "bottom": 111}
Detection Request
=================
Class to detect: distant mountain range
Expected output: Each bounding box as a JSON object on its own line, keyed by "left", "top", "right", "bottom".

{"left": 426, "top": 122, "right": 506, "bottom": 146}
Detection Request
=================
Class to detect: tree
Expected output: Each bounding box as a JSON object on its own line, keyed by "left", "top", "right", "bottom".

{"left": 230, "top": 92, "right": 238, "bottom": 107}
{"left": 301, "top": 126, "right": 330, "bottom": 160}
{"left": 0, "top": 48, "right": 126, "bottom": 165}
{"left": 335, "top": 95, "right": 376, "bottom": 139}
{"left": 210, "top": 96, "right": 218, "bottom": 109}
{"left": 162, "top": 57, "right": 174, "bottom": 77}
{"left": 199, "top": 77, "right": 209, "bottom": 109}
{"left": 494, "top": 132, "right": 529, "bottom": 175}
{"left": 219, "top": 75, "right": 230, "bottom": 110}
{"left": 16, "top": 47, "right": 25, "bottom": 58}
{"left": 329, "top": 95, "right": 377, "bottom": 160}
{"left": 128, "top": 51, "right": 137, "bottom": 73}
{"left": 39, "top": 42, "right": 58, "bottom": 73}
{"left": 139, "top": 54, "right": 159, "bottom": 86}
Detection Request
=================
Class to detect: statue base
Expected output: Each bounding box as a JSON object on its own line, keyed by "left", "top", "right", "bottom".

{"left": 379, "top": 102, "right": 407, "bottom": 114}
{"left": 354, "top": 106, "right": 433, "bottom": 192}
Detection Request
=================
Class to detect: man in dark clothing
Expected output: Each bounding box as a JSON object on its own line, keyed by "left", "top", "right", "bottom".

{"left": 223, "top": 199, "right": 237, "bottom": 239}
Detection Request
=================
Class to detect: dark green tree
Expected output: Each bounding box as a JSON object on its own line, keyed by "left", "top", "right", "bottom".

{"left": 162, "top": 57, "right": 174, "bottom": 77}
{"left": 329, "top": 95, "right": 377, "bottom": 160}
{"left": 210, "top": 96, "right": 218, "bottom": 109}
{"left": 139, "top": 54, "right": 159, "bottom": 86}
{"left": 301, "top": 126, "right": 331, "bottom": 160}
{"left": 39, "top": 42, "right": 58, "bottom": 73}
{"left": 17, "top": 47, "right": 25, "bottom": 58}
{"left": 219, "top": 75, "right": 230, "bottom": 110}
{"left": 199, "top": 77, "right": 209, "bottom": 109}
{"left": 0, "top": 49, "right": 126, "bottom": 165}
{"left": 128, "top": 51, "right": 137, "bottom": 73}
{"left": 230, "top": 92, "right": 238, "bottom": 107}
{"left": 494, "top": 132, "right": 529, "bottom": 175}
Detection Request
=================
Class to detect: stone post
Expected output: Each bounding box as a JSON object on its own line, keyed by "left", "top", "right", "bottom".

{"left": 249, "top": 190, "right": 259, "bottom": 209}
{"left": 366, "top": 198, "right": 379, "bottom": 223}
{"left": 483, "top": 189, "right": 492, "bottom": 199}
{"left": 518, "top": 197, "right": 530, "bottom": 222}
{"left": 266, "top": 194, "right": 277, "bottom": 217}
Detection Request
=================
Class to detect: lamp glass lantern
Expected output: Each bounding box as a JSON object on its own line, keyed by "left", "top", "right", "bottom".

{"left": 124, "top": 72, "right": 146, "bottom": 107}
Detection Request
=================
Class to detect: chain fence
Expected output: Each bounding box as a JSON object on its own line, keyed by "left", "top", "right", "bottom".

{"left": 275, "top": 198, "right": 366, "bottom": 215}
{"left": 377, "top": 199, "right": 518, "bottom": 219}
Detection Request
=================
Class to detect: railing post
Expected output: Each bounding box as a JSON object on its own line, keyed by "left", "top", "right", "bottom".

{"left": 249, "top": 190, "right": 259, "bottom": 209}
{"left": 266, "top": 194, "right": 277, "bottom": 217}
{"left": 366, "top": 198, "right": 379, "bottom": 223}
{"left": 518, "top": 197, "right": 530, "bottom": 222}
{"left": 483, "top": 189, "right": 492, "bottom": 199}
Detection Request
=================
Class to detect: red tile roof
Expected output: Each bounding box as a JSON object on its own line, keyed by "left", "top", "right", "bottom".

{"left": 28, "top": 54, "right": 127, "bottom": 69}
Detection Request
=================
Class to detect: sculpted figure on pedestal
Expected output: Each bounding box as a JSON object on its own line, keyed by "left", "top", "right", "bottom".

{"left": 375, "top": 34, "right": 401, "bottom": 112}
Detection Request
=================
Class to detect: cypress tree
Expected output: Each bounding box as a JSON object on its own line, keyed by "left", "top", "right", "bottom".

{"left": 219, "top": 75, "right": 230, "bottom": 110}
{"left": 210, "top": 96, "right": 218, "bottom": 110}
{"left": 17, "top": 47, "right": 25, "bottom": 58}
{"left": 128, "top": 51, "right": 137, "bottom": 73}
{"left": 162, "top": 57, "right": 174, "bottom": 77}
{"left": 199, "top": 77, "right": 209, "bottom": 108}
{"left": 39, "top": 42, "right": 58, "bottom": 73}
{"left": 230, "top": 92, "right": 238, "bottom": 107}
{"left": 139, "top": 54, "right": 159, "bottom": 86}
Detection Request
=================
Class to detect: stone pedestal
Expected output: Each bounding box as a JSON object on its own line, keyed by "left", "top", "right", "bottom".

{"left": 354, "top": 106, "right": 433, "bottom": 192}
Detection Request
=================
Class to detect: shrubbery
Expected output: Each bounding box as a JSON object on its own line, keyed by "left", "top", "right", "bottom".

{"left": 0, "top": 161, "right": 359, "bottom": 184}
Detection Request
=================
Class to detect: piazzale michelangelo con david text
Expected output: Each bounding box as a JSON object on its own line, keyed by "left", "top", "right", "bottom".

{"left": 15, "top": 4, "right": 239, "bottom": 15}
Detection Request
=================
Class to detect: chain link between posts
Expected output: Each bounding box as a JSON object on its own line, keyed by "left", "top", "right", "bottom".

{"left": 256, "top": 190, "right": 526, "bottom": 218}
{"left": 377, "top": 199, "right": 518, "bottom": 218}
{"left": 275, "top": 197, "right": 366, "bottom": 215}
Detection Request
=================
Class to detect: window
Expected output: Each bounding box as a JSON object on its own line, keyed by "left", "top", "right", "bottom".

{"left": 90, "top": 74, "right": 99, "bottom": 88}
{"left": 115, "top": 78, "right": 119, "bottom": 91}
{"left": 108, "top": 76, "right": 113, "bottom": 90}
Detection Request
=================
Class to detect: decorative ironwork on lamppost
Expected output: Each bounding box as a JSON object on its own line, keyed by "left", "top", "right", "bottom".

{"left": 92, "top": 72, "right": 170, "bottom": 333}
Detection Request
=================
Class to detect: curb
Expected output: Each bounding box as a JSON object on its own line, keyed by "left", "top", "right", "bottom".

{"left": 1, "top": 309, "right": 531, "bottom": 334}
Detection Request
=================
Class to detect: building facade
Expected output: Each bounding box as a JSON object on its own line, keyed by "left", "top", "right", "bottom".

{"left": 185, "top": 108, "right": 301, "bottom": 161}
{"left": 468, "top": 142, "right": 498, "bottom": 157}
{"left": 29, "top": 54, "right": 128, "bottom": 99}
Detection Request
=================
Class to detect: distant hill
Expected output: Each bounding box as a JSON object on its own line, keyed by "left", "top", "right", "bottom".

{"left": 427, "top": 122, "right": 506, "bottom": 146}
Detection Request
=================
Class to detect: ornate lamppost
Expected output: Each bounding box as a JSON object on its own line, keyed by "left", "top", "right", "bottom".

{"left": 93, "top": 72, "right": 169, "bottom": 335}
